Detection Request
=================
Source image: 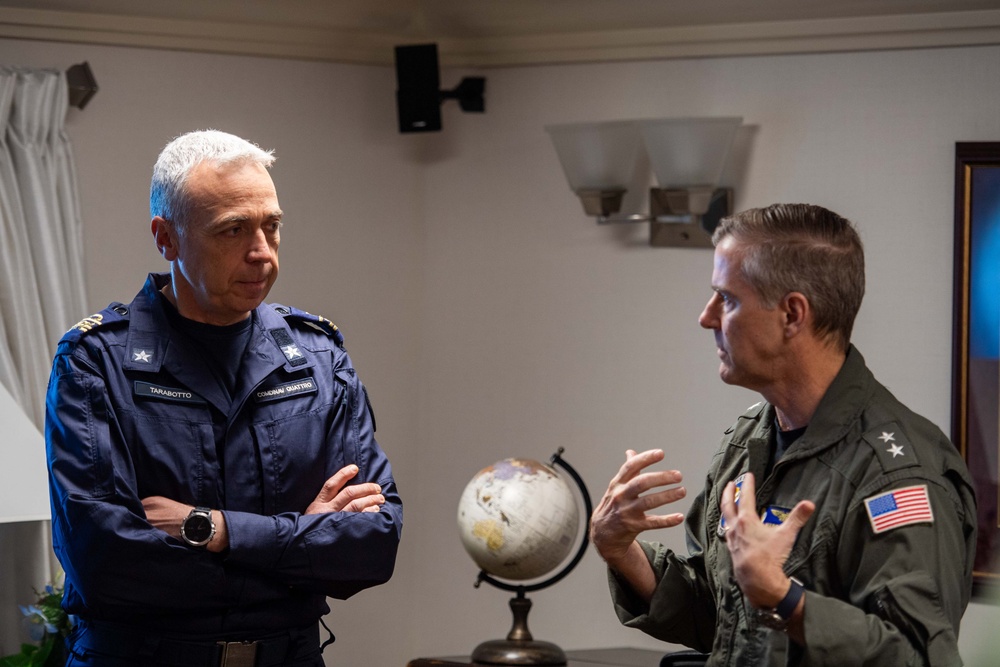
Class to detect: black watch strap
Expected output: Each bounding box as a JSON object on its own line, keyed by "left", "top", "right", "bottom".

{"left": 775, "top": 577, "right": 804, "bottom": 620}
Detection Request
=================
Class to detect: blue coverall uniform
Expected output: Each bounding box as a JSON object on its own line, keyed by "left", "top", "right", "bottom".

{"left": 45, "top": 273, "right": 402, "bottom": 664}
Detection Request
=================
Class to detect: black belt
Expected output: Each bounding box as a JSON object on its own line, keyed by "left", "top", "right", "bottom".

{"left": 70, "top": 621, "right": 321, "bottom": 666}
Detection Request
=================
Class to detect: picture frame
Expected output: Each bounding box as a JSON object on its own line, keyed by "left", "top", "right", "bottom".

{"left": 952, "top": 142, "right": 1000, "bottom": 593}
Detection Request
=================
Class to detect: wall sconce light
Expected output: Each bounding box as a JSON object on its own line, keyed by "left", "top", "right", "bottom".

{"left": 545, "top": 116, "right": 742, "bottom": 247}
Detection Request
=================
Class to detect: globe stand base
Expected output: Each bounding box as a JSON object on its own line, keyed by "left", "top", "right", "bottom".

{"left": 471, "top": 595, "right": 566, "bottom": 666}
{"left": 471, "top": 639, "right": 566, "bottom": 666}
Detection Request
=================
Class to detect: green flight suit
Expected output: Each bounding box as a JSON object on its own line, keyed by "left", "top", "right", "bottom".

{"left": 609, "top": 346, "right": 976, "bottom": 666}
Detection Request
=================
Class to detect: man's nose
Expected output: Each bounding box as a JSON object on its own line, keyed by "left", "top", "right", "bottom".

{"left": 246, "top": 228, "right": 271, "bottom": 260}
{"left": 698, "top": 295, "right": 719, "bottom": 329}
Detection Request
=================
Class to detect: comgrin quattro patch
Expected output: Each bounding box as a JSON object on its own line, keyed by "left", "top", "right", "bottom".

{"left": 254, "top": 378, "right": 318, "bottom": 403}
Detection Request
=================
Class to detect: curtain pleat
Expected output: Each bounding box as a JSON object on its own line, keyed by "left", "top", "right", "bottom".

{"left": 0, "top": 66, "right": 87, "bottom": 655}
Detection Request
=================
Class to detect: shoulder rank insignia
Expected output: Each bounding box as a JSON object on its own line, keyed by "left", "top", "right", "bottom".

{"left": 864, "top": 484, "right": 934, "bottom": 534}
{"left": 71, "top": 314, "right": 104, "bottom": 333}
{"left": 271, "top": 304, "right": 345, "bottom": 346}
{"left": 61, "top": 305, "right": 128, "bottom": 344}
{"left": 863, "top": 423, "right": 919, "bottom": 473}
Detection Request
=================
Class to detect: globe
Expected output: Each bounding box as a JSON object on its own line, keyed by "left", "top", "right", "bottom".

{"left": 457, "top": 457, "right": 580, "bottom": 582}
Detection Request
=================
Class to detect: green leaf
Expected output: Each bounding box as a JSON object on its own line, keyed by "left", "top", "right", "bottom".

{"left": 0, "top": 643, "right": 39, "bottom": 667}
{"left": 32, "top": 639, "right": 54, "bottom": 667}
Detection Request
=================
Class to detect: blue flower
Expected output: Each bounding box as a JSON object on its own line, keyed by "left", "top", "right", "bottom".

{"left": 20, "top": 605, "right": 52, "bottom": 642}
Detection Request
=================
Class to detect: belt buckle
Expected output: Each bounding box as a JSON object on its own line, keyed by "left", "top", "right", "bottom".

{"left": 218, "top": 640, "right": 258, "bottom": 667}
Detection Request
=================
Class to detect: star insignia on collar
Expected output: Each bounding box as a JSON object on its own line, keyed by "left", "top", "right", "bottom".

{"left": 878, "top": 431, "right": 896, "bottom": 443}
{"left": 281, "top": 344, "right": 303, "bottom": 360}
{"left": 887, "top": 443, "right": 905, "bottom": 458}
{"left": 132, "top": 349, "right": 152, "bottom": 363}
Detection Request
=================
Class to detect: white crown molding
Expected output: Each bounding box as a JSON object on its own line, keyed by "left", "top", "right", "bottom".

{"left": 2, "top": 7, "right": 1000, "bottom": 67}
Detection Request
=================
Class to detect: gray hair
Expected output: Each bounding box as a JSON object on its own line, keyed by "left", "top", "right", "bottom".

{"left": 712, "top": 203, "right": 865, "bottom": 351}
{"left": 149, "top": 129, "right": 275, "bottom": 225}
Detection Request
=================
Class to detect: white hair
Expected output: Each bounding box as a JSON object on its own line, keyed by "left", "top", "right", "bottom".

{"left": 149, "top": 129, "right": 275, "bottom": 224}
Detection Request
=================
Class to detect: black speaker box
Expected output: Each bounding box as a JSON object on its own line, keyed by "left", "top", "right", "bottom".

{"left": 395, "top": 44, "right": 442, "bottom": 133}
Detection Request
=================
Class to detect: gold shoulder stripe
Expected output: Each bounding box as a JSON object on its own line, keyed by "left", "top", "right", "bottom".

{"left": 70, "top": 314, "right": 104, "bottom": 334}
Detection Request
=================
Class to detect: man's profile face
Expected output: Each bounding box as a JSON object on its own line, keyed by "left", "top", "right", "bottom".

{"left": 165, "top": 160, "right": 282, "bottom": 326}
{"left": 697, "top": 236, "right": 787, "bottom": 391}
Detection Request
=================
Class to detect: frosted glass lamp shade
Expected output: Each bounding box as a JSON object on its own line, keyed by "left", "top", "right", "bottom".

{"left": 638, "top": 117, "right": 742, "bottom": 188}
{"left": 545, "top": 121, "right": 640, "bottom": 192}
{"left": 0, "top": 381, "right": 48, "bottom": 523}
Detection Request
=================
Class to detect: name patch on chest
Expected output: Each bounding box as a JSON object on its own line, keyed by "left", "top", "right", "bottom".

{"left": 254, "top": 378, "right": 318, "bottom": 403}
{"left": 134, "top": 381, "right": 207, "bottom": 405}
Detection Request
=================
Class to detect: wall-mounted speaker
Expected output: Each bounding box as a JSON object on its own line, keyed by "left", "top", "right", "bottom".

{"left": 394, "top": 43, "right": 485, "bottom": 134}
{"left": 395, "top": 44, "right": 442, "bottom": 133}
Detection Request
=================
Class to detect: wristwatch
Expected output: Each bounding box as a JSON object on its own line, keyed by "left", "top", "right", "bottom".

{"left": 751, "top": 577, "right": 804, "bottom": 631}
{"left": 180, "top": 506, "right": 216, "bottom": 547}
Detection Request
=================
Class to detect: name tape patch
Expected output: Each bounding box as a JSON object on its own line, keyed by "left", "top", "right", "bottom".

{"left": 255, "top": 378, "right": 318, "bottom": 403}
{"left": 134, "top": 381, "right": 207, "bottom": 405}
{"left": 864, "top": 484, "right": 934, "bottom": 535}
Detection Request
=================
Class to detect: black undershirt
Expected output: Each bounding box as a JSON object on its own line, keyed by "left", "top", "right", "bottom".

{"left": 161, "top": 298, "right": 253, "bottom": 403}
{"left": 768, "top": 419, "right": 807, "bottom": 479}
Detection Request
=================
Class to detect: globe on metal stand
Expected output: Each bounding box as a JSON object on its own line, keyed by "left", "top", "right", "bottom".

{"left": 467, "top": 448, "right": 593, "bottom": 666}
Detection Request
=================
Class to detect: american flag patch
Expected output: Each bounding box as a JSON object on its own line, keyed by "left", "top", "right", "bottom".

{"left": 864, "top": 485, "right": 934, "bottom": 534}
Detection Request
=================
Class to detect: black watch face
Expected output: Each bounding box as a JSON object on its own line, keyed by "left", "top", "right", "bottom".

{"left": 752, "top": 608, "right": 787, "bottom": 631}
{"left": 183, "top": 514, "right": 213, "bottom": 544}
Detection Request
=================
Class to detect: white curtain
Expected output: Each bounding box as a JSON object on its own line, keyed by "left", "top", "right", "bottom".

{"left": 0, "top": 67, "right": 88, "bottom": 656}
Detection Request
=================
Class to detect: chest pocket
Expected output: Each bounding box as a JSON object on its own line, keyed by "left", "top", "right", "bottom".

{"left": 249, "top": 377, "right": 349, "bottom": 515}
{"left": 125, "top": 384, "right": 216, "bottom": 505}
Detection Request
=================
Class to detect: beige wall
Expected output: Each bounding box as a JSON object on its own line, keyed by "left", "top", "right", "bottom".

{"left": 1, "top": 36, "right": 999, "bottom": 664}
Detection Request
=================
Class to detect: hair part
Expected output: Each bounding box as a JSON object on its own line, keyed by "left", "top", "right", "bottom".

{"left": 712, "top": 203, "right": 865, "bottom": 351}
{"left": 149, "top": 129, "right": 275, "bottom": 227}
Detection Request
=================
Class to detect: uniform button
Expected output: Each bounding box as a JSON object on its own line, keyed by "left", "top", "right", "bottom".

{"left": 274, "top": 306, "right": 289, "bottom": 315}
{"left": 112, "top": 305, "right": 129, "bottom": 315}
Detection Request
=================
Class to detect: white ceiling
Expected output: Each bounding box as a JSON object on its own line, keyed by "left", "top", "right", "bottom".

{"left": 3, "top": 0, "right": 1000, "bottom": 66}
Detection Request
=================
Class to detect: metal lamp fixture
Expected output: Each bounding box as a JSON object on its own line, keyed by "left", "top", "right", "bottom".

{"left": 545, "top": 116, "right": 743, "bottom": 247}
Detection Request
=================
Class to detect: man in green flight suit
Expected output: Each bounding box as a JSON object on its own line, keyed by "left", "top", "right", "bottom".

{"left": 591, "top": 203, "right": 976, "bottom": 666}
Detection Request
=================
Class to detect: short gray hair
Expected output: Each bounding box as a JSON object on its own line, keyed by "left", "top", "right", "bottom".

{"left": 149, "top": 129, "right": 275, "bottom": 225}
{"left": 712, "top": 203, "right": 865, "bottom": 351}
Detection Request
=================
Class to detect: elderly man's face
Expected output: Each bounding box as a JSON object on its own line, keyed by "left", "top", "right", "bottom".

{"left": 164, "top": 160, "right": 282, "bottom": 326}
{"left": 697, "top": 236, "right": 787, "bottom": 391}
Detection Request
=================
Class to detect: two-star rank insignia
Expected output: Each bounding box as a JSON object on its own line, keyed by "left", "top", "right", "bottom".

{"left": 864, "top": 423, "right": 919, "bottom": 472}
{"left": 878, "top": 431, "right": 905, "bottom": 458}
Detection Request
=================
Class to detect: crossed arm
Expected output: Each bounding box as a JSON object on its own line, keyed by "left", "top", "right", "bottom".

{"left": 142, "top": 463, "right": 386, "bottom": 553}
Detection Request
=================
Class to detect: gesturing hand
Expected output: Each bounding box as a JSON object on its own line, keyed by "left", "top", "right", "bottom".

{"left": 306, "top": 464, "right": 385, "bottom": 515}
{"left": 590, "top": 448, "right": 687, "bottom": 570}
{"left": 719, "top": 472, "right": 815, "bottom": 609}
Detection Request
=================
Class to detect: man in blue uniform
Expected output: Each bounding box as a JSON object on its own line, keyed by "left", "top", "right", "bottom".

{"left": 45, "top": 130, "right": 403, "bottom": 666}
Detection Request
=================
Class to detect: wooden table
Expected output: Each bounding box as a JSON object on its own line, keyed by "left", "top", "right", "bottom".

{"left": 407, "top": 646, "right": 664, "bottom": 667}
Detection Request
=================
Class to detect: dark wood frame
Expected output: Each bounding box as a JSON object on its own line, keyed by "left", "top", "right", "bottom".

{"left": 952, "top": 142, "right": 1000, "bottom": 594}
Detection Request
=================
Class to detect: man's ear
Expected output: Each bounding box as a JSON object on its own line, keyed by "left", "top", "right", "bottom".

{"left": 151, "top": 216, "right": 178, "bottom": 261}
{"left": 781, "top": 292, "right": 810, "bottom": 338}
